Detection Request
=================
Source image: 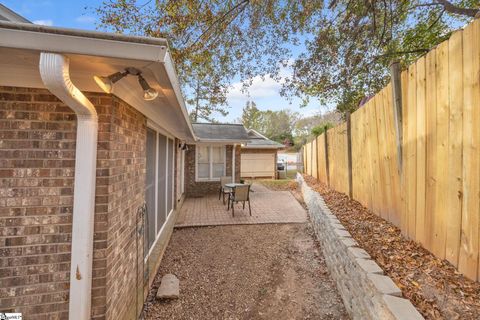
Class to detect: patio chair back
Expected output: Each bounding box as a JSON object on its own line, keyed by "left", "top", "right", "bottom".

{"left": 220, "top": 176, "right": 232, "bottom": 187}
{"left": 234, "top": 184, "right": 250, "bottom": 201}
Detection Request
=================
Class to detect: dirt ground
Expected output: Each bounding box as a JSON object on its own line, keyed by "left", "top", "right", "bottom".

{"left": 142, "top": 223, "right": 349, "bottom": 320}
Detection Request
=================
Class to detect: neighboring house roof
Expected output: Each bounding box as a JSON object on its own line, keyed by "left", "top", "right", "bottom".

{"left": 0, "top": 20, "right": 195, "bottom": 141}
{"left": 243, "top": 129, "right": 284, "bottom": 149}
{"left": 0, "top": 4, "right": 31, "bottom": 23}
{"left": 192, "top": 123, "right": 250, "bottom": 143}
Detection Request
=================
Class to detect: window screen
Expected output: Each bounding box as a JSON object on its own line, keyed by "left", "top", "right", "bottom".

{"left": 211, "top": 146, "right": 225, "bottom": 178}
{"left": 157, "top": 134, "right": 167, "bottom": 233}
{"left": 197, "top": 146, "right": 210, "bottom": 179}
{"left": 167, "top": 138, "right": 174, "bottom": 214}
{"left": 145, "top": 128, "right": 157, "bottom": 252}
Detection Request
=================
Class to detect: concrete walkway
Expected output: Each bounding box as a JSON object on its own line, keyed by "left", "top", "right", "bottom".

{"left": 175, "top": 183, "right": 307, "bottom": 227}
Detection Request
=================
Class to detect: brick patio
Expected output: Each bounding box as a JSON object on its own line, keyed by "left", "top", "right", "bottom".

{"left": 175, "top": 183, "right": 307, "bottom": 227}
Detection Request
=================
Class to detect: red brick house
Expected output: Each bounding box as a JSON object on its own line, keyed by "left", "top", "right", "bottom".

{"left": 185, "top": 123, "right": 249, "bottom": 197}
{"left": 0, "top": 10, "right": 250, "bottom": 320}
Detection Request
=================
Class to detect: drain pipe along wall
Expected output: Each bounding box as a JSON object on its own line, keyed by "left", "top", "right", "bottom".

{"left": 39, "top": 52, "right": 98, "bottom": 320}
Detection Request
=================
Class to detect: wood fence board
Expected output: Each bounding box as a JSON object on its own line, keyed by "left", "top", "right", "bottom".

{"left": 416, "top": 56, "right": 427, "bottom": 246}
{"left": 433, "top": 40, "right": 450, "bottom": 259}
{"left": 374, "top": 93, "right": 386, "bottom": 218}
{"left": 459, "top": 20, "right": 480, "bottom": 280}
{"left": 351, "top": 110, "right": 361, "bottom": 201}
{"left": 302, "top": 19, "right": 480, "bottom": 282}
{"left": 406, "top": 63, "right": 418, "bottom": 239}
{"left": 365, "top": 101, "right": 376, "bottom": 212}
{"left": 319, "top": 134, "right": 328, "bottom": 183}
{"left": 312, "top": 135, "right": 318, "bottom": 179}
{"left": 425, "top": 49, "right": 438, "bottom": 251}
{"left": 385, "top": 83, "right": 402, "bottom": 226}
{"left": 400, "top": 69, "right": 409, "bottom": 235}
{"left": 446, "top": 30, "right": 464, "bottom": 267}
{"left": 381, "top": 85, "right": 396, "bottom": 223}
{"left": 375, "top": 92, "right": 388, "bottom": 219}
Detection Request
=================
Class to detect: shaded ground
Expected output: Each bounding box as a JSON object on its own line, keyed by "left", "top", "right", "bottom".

{"left": 303, "top": 175, "right": 480, "bottom": 320}
{"left": 143, "top": 223, "right": 349, "bottom": 319}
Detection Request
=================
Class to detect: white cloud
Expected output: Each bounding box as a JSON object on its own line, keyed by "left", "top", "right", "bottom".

{"left": 227, "top": 75, "right": 284, "bottom": 101}
{"left": 32, "top": 19, "right": 53, "bottom": 26}
{"left": 75, "top": 15, "right": 96, "bottom": 24}
{"left": 226, "top": 62, "right": 295, "bottom": 101}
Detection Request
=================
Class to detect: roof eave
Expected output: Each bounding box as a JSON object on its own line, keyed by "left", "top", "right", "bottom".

{"left": 0, "top": 21, "right": 196, "bottom": 141}
{"left": 195, "top": 139, "right": 250, "bottom": 144}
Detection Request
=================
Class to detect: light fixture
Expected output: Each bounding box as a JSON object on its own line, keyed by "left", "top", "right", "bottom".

{"left": 137, "top": 74, "right": 159, "bottom": 101}
{"left": 93, "top": 71, "right": 128, "bottom": 94}
{"left": 178, "top": 142, "right": 188, "bottom": 151}
{"left": 93, "top": 68, "right": 159, "bottom": 101}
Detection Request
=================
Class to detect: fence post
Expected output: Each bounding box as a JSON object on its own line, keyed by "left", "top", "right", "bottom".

{"left": 346, "top": 112, "right": 353, "bottom": 198}
{"left": 315, "top": 136, "right": 320, "bottom": 180}
{"left": 324, "top": 126, "right": 330, "bottom": 187}
{"left": 390, "top": 61, "right": 403, "bottom": 172}
{"left": 310, "top": 140, "right": 314, "bottom": 176}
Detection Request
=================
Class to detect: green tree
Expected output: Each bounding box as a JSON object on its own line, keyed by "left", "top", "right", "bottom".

{"left": 96, "top": 1, "right": 479, "bottom": 119}
{"left": 240, "top": 101, "right": 263, "bottom": 129}
{"left": 95, "top": 0, "right": 323, "bottom": 121}
{"left": 283, "top": 0, "right": 480, "bottom": 114}
{"left": 311, "top": 123, "right": 334, "bottom": 136}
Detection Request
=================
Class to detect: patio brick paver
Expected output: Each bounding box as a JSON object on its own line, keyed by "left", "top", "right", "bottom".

{"left": 175, "top": 183, "right": 307, "bottom": 227}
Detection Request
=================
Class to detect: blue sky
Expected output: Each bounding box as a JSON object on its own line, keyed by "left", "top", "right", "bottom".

{"left": 1, "top": 0, "right": 331, "bottom": 122}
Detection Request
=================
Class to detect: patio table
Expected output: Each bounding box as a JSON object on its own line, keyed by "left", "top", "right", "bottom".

{"left": 224, "top": 183, "right": 245, "bottom": 189}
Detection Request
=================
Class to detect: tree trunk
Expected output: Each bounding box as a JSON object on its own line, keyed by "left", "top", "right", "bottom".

{"left": 437, "top": 0, "right": 479, "bottom": 18}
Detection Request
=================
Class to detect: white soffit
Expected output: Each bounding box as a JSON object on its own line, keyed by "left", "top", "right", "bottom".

{"left": 0, "top": 25, "right": 194, "bottom": 140}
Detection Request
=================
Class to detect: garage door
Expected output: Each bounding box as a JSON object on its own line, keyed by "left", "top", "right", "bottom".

{"left": 241, "top": 153, "right": 275, "bottom": 178}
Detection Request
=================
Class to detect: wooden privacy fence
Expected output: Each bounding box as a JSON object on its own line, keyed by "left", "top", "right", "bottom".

{"left": 303, "top": 19, "right": 480, "bottom": 281}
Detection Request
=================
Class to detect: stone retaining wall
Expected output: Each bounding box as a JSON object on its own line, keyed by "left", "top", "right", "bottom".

{"left": 297, "top": 174, "right": 424, "bottom": 320}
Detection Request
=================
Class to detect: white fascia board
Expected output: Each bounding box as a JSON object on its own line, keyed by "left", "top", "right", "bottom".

{"left": 149, "top": 51, "right": 196, "bottom": 141}
{"left": 196, "top": 139, "right": 251, "bottom": 144}
{"left": 247, "top": 128, "right": 270, "bottom": 140}
{"left": 0, "top": 26, "right": 168, "bottom": 62}
{"left": 242, "top": 145, "right": 284, "bottom": 149}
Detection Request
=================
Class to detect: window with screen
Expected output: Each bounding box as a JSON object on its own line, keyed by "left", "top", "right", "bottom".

{"left": 196, "top": 145, "right": 225, "bottom": 180}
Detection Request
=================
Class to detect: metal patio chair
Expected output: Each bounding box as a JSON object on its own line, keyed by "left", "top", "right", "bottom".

{"left": 228, "top": 184, "right": 251, "bottom": 217}
{"left": 218, "top": 176, "right": 233, "bottom": 204}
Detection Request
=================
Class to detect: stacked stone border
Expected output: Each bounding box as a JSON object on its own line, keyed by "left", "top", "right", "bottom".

{"left": 297, "top": 174, "right": 424, "bottom": 320}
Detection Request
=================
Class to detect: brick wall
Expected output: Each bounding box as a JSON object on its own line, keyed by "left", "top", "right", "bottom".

{"left": 0, "top": 86, "right": 110, "bottom": 319}
{"left": 103, "top": 97, "right": 146, "bottom": 320}
{"left": 184, "top": 144, "right": 239, "bottom": 197}
{"left": 0, "top": 86, "right": 147, "bottom": 320}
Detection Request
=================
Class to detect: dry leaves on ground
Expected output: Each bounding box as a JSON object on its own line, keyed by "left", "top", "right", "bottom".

{"left": 303, "top": 175, "right": 480, "bottom": 320}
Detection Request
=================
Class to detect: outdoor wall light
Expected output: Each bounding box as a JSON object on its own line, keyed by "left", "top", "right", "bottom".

{"left": 93, "top": 71, "right": 128, "bottom": 94}
{"left": 137, "top": 74, "right": 159, "bottom": 101}
{"left": 178, "top": 142, "right": 189, "bottom": 151}
{"left": 94, "top": 67, "right": 159, "bottom": 101}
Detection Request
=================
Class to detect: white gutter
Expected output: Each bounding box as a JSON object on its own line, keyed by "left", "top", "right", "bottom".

{"left": 39, "top": 53, "right": 98, "bottom": 320}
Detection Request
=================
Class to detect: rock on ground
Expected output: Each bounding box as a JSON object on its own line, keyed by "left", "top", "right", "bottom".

{"left": 156, "top": 274, "right": 179, "bottom": 300}
{"left": 142, "top": 223, "right": 349, "bottom": 320}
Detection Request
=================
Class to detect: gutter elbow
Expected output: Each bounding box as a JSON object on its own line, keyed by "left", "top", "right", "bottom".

{"left": 39, "top": 52, "right": 97, "bottom": 119}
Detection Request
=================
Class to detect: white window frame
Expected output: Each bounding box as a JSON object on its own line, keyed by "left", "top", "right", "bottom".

{"left": 195, "top": 145, "right": 227, "bottom": 182}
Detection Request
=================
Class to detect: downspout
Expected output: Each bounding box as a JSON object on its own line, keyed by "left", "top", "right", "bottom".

{"left": 39, "top": 53, "right": 98, "bottom": 320}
